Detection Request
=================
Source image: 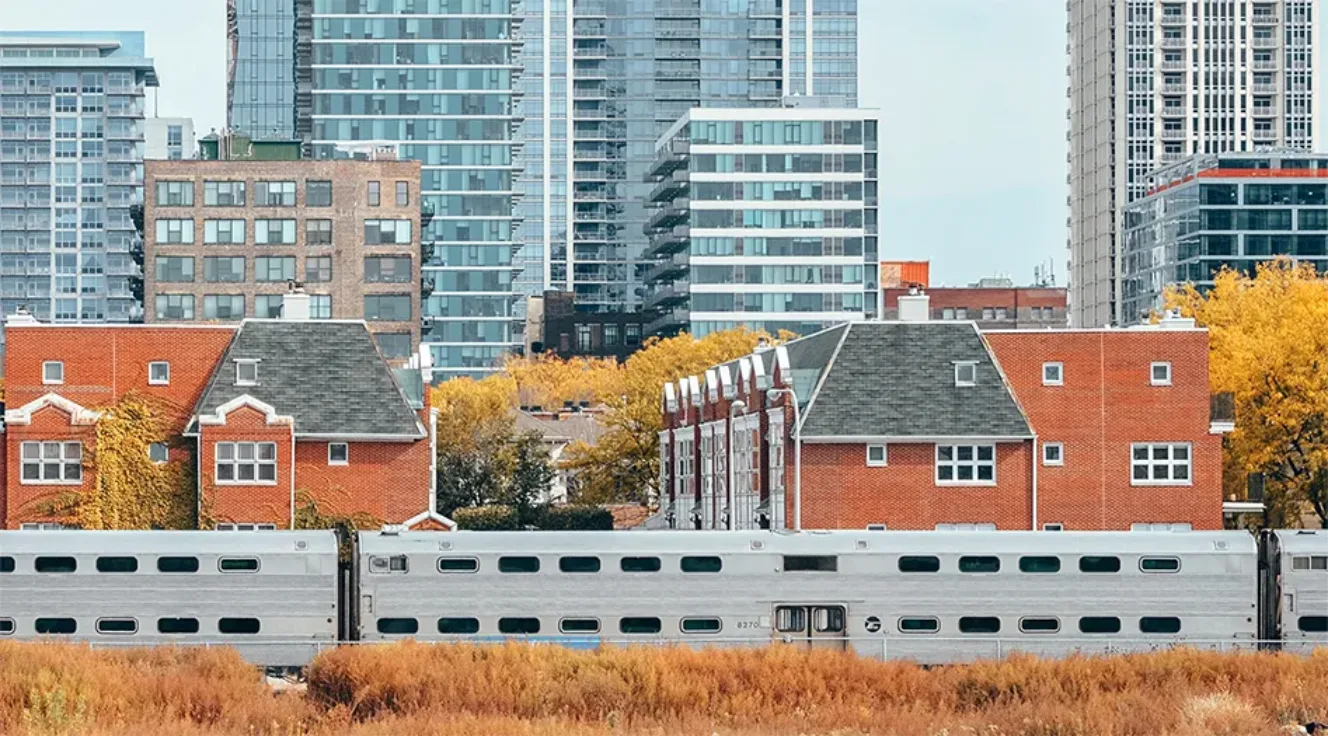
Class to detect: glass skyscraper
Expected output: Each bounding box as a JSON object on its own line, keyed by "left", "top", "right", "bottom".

{"left": 226, "top": 0, "right": 312, "bottom": 144}
{"left": 0, "top": 31, "right": 157, "bottom": 323}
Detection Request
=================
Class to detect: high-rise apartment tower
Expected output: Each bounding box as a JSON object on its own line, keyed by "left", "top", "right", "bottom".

{"left": 1067, "top": 0, "right": 1318, "bottom": 327}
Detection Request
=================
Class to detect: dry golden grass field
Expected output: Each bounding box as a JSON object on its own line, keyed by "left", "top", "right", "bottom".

{"left": 0, "top": 641, "right": 1325, "bottom": 735}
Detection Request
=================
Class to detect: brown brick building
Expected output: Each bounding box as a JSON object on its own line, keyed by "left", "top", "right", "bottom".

{"left": 881, "top": 285, "right": 1068, "bottom": 329}
{"left": 659, "top": 299, "right": 1233, "bottom": 532}
{"left": 143, "top": 158, "right": 422, "bottom": 360}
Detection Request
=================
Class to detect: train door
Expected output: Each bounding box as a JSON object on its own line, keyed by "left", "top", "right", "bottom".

{"left": 773, "top": 604, "right": 848, "bottom": 651}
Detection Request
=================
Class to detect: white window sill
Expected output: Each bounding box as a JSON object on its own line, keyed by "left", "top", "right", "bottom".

{"left": 1130, "top": 480, "right": 1193, "bottom": 487}
{"left": 214, "top": 480, "right": 279, "bottom": 486}
{"left": 20, "top": 478, "right": 83, "bottom": 485}
{"left": 148, "top": 380, "right": 170, "bottom": 386}
{"left": 866, "top": 462, "right": 888, "bottom": 468}
{"left": 935, "top": 481, "right": 998, "bottom": 487}
{"left": 1150, "top": 381, "right": 1173, "bottom": 387}
{"left": 1042, "top": 380, "right": 1063, "bottom": 387}
{"left": 328, "top": 461, "right": 349, "bottom": 467}
{"left": 41, "top": 380, "right": 64, "bottom": 386}
{"left": 1042, "top": 461, "right": 1064, "bottom": 467}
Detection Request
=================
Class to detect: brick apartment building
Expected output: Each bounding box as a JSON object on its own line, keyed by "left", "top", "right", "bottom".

{"left": 659, "top": 292, "right": 1234, "bottom": 531}
{"left": 0, "top": 303, "right": 447, "bottom": 530}
{"left": 880, "top": 283, "right": 1068, "bottom": 329}
{"left": 144, "top": 158, "right": 422, "bottom": 360}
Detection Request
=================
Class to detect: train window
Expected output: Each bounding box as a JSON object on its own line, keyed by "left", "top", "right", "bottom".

{"left": 813, "top": 608, "right": 845, "bottom": 633}
{"left": 775, "top": 607, "right": 807, "bottom": 633}
{"left": 559, "top": 556, "right": 602, "bottom": 573}
{"left": 1291, "top": 557, "right": 1308, "bottom": 570}
{"left": 1078, "top": 616, "right": 1122, "bottom": 634}
{"left": 35, "top": 556, "right": 77, "bottom": 573}
{"left": 219, "top": 618, "right": 261, "bottom": 634}
{"left": 1079, "top": 556, "right": 1121, "bottom": 573}
{"left": 96, "top": 618, "right": 138, "bottom": 635}
{"left": 681, "top": 617, "right": 722, "bottom": 634}
{"left": 437, "top": 618, "right": 480, "bottom": 634}
{"left": 157, "top": 617, "right": 200, "bottom": 634}
{"left": 498, "top": 556, "right": 541, "bottom": 573}
{"left": 158, "top": 556, "right": 200, "bottom": 573}
{"left": 1140, "top": 557, "right": 1181, "bottom": 573}
{"left": 898, "top": 617, "right": 940, "bottom": 634}
{"left": 559, "top": 618, "right": 601, "bottom": 634}
{"left": 619, "top": 617, "right": 662, "bottom": 634}
{"left": 1139, "top": 616, "right": 1181, "bottom": 634}
{"left": 958, "top": 556, "right": 1001, "bottom": 573}
{"left": 438, "top": 557, "right": 479, "bottom": 573}
{"left": 96, "top": 556, "right": 138, "bottom": 573}
{"left": 0, "top": 619, "right": 13, "bottom": 635}
{"left": 897, "top": 556, "right": 940, "bottom": 573}
{"left": 0, "top": 556, "right": 14, "bottom": 573}
{"left": 1311, "top": 556, "right": 1328, "bottom": 571}
{"left": 1298, "top": 616, "right": 1327, "bottom": 633}
{"left": 1018, "top": 556, "right": 1061, "bottom": 573}
{"left": 958, "top": 617, "right": 1001, "bottom": 634}
{"left": 621, "top": 556, "right": 661, "bottom": 572}
{"left": 1019, "top": 617, "right": 1061, "bottom": 634}
{"left": 680, "top": 556, "right": 722, "bottom": 573}
{"left": 498, "top": 617, "right": 541, "bottom": 635}
{"left": 783, "top": 555, "right": 838, "bottom": 572}
{"left": 219, "top": 558, "right": 259, "bottom": 573}
{"left": 35, "top": 618, "right": 77, "bottom": 635}
{"left": 376, "top": 618, "right": 419, "bottom": 635}
{"left": 369, "top": 555, "right": 409, "bottom": 574}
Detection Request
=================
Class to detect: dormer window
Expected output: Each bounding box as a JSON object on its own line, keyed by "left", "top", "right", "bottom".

{"left": 235, "top": 360, "right": 259, "bottom": 386}
{"left": 954, "top": 361, "right": 977, "bottom": 387}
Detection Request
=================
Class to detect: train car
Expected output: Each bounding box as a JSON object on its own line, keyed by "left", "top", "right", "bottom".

{"left": 355, "top": 529, "right": 1258, "bottom": 663}
{"left": 1260, "top": 529, "right": 1328, "bottom": 654}
{"left": 0, "top": 530, "right": 338, "bottom": 669}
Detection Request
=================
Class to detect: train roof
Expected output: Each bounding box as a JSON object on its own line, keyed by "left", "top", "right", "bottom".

{"left": 0, "top": 530, "right": 337, "bottom": 555}
{"left": 1271, "top": 529, "right": 1326, "bottom": 555}
{"left": 359, "top": 530, "right": 1257, "bottom": 556}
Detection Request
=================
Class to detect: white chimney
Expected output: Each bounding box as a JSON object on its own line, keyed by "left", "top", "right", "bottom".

{"left": 282, "top": 282, "right": 311, "bottom": 321}
{"left": 5, "top": 306, "right": 40, "bottom": 327}
{"left": 1158, "top": 308, "right": 1196, "bottom": 330}
{"left": 896, "top": 286, "right": 931, "bottom": 322}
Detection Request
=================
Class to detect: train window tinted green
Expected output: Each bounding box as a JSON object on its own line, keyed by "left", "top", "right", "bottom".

{"left": 681, "top": 617, "right": 721, "bottom": 634}
{"left": 959, "top": 556, "right": 1000, "bottom": 573}
{"left": 1140, "top": 557, "right": 1180, "bottom": 572}
{"left": 958, "top": 616, "right": 1001, "bottom": 634}
{"left": 35, "top": 618, "right": 76, "bottom": 634}
{"left": 898, "top": 617, "right": 939, "bottom": 633}
{"left": 1079, "top": 556, "right": 1121, "bottom": 573}
{"left": 96, "top": 556, "right": 138, "bottom": 573}
{"left": 1299, "top": 616, "right": 1328, "bottom": 633}
{"left": 619, "top": 617, "right": 662, "bottom": 634}
{"left": 1019, "top": 556, "right": 1061, "bottom": 573}
{"left": 559, "top": 618, "right": 600, "bottom": 634}
{"left": 680, "top": 556, "right": 722, "bottom": 573}
{"left": 157, "top": 617, "right": 200, "bottom": 634}
{"left": 1139, "top": 616, "right": 1181, "bottom": 634}
{"left": 621, "top": 556, "right": 661, "bottom": 572}
{"left": 438, "top": 557, "right": 479, "bottom": 573}
{"left": 559, "top": 556, "right": 601, "bottom": 573}
{"left": 376, "top": 618, "right": 419, "bottom": 635}
{"left": 897, "top": 556, "right": 940, "bottom": 573}
{"left": 35, "top": 556, "right": 76, "bottom": 573}
{"left": 498, "top": 617, "right": 541, "bottom": 634}
{"left": 96, "top": 618, "right": 137, "bottom": 635}
{"left": 1078, "top": 616, "right": 1121, "bottom": 634}
{"left": 783, "top": 555, "right": 838, "bottom": 572}
{"left": 1019, "top": 617, "right": 1060, "bottom": 633}
{"left": 0, "top": 556, "right": 14, "bottom": 573}
{"left": 219, "top": 558, "right": 259, "bottom": 572}
{"left": 437, "top": 617, "right": 480, "bottom": 634}
{"left": 219, "top": 618, "right": 261, "bottom": 635}
{"left": 0, "top": 619, "right": 13, "bottom": 635}
{"left": 498, "top": 556, "right": 540, "bottom": 573}
{"left": 157, "top": 556, "right": 199, "bottom": 573}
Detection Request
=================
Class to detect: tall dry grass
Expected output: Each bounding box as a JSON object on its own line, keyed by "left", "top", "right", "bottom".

{"left": 1, "top": 640, "right": 1325, "bottom": 735}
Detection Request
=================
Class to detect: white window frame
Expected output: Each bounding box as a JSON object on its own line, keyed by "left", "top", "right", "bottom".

{"left": 328, "top": 442, "right": 349, "bottom": 466}
{"left": 42, "top": 360, "right": 64, "bottom": 384}
{"left": 1130, "top": 443, "right": 1192, "bottom": 486}
{"left": 147, "top": 442, "right": 169, "bottom": 464}
{"left": 1150, "top": 361, "right": 1172, "bottom": 386}
{"left": 214, "top": 441, "right": 278, "bottom": 485}
{"left": 20, "top": 441, "right": 83, "bottom": 484}
{"left": 1042, "top": 362, "right": 1063, "bottom": 386}
{"left": 954, "top": 361, "right": 977, "bottom": 387}
{"left": 1042, "top": 442, "right": 1064, "bottom": 466}
{"left": 148, "top": 361, "right": 170, "bottom": 385}
{"left": 866, "top": 443, "right": 888, "bottom": 467}
{"left": 935, "top": 444, "right": 996, "bottom": 485}
{"left": 235, "top": 359, "right": 259, "bottom": 386}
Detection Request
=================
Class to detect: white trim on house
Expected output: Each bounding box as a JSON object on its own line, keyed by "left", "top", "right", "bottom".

{"left": 4, "top": 393, "right": 102, "bottom": 426}
{"left": 800, "top": 435, "right": 1033, "bottom": 444}
{"left": 1042, "top": 362, "right": 1064, "bottom": 386}
{"left": 148, "top": 361, "right": 171, "bottom": 385}
{"left": 865, "top": 443, "right": 888, "bottom": 467}
{"left": 195, "top": 394, "right": 295, "bottom": 428}
{"left": 1042, "top": 442, "right": 1065, "bottom": 466}
{"left": 1150, "top": 362, "right": 1173, "bottom": 386}
{"left": 328, "top": 442, "right": 349, "bottom": 466}
{"left": 797, "top": 323, "right": 852, "bottom": 435}
{"left": 41, "top": 361, "right": 64, "bottom": 385}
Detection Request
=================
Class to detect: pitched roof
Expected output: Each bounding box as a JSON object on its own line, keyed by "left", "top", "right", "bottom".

{"left": 514, "top": 410, "right": 608, "bottom": 445}
{"left": 190, "top": 321, "right": 425, "bottom": 438}
{"left": 797, "top": 322, "right": 1032, "bottom": 439}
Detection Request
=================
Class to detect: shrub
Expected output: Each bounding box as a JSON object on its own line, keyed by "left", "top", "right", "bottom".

{"left": 453, "top": 504, "right": 519, "bottom": 530}
{"left": 533, "top": 505, "right": 614, "bottom": 530}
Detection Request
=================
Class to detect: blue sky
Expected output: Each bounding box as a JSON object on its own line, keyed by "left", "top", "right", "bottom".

{"left": 3, "top": 1, "right": 1093, "bottom": 285}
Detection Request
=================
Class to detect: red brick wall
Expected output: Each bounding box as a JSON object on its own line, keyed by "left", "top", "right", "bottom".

{"left": 984, "top": 330, "right": 1222, "bottom": 530}
{"left": 293, "top": 435, "right": 432, "bottom": 524}
{"left": 3, "top": 407, "right": 97, "bottom": 528}
{"left": 799, "top": 442, "right": 1034, "bottom": 530}
{"left": 198, "top": 406, "right": 295, "bottom": 528}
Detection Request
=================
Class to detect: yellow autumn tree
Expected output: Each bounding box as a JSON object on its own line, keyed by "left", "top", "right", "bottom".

{"left": 501, "top": 353, "right": 624, "bottom": 410}
{"left": 1166, "top": 258, "right": 1328, "bottom": 526}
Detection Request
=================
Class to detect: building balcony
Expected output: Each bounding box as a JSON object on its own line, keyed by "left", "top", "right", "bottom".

{"left": 1159, "top": 37, "right": 1187, "bottom": 50}
{"left": 1251, "top": 37, "right": 1279, "bottom": 49}
{"left": 1159, "top": 60, "right": 1188, "bottom": 71}
{"left": 1251, "top": 128, "right": 1278, "bottom": 142}
{"left": 648, "top": 171, "right": 689, "bottom": 204}
{"left": 1159, "top": 13, "right": 1186, "bottom": 26}
{"left": 1251, "top": 106, "right": 1278, "bottom": 118}
{"left": 1159, "top": 83, "right": 1187, "bottom": 95}
{"left": 643, "top": 254, "right": 689, "bottom": 285}
{"left": 1251, "top": 14, "right": 1279, "bottom": 25}
{"left": 1159, "top": 151, "right": 1188, "bottom": 164}
{"left": 645, "top": 198, "right": 689, "bottom": 232}
{"left": 1160, "top": 129, "right": 1187, "bottom": 141}
{"left": 1160, "top": 106, "right": 1185, "bottom": 118}
{"left": 643, "top": 283, "right": 689, "bottom": 311}
{"left": 658, "top": 27, "right": 700, "bottom": 39}
{"left": 646, "top": 225, "right": 690, "bottom": 258}
{"left": 1251, "top": 83, "right": 1279, "bottom": 95}
{"left": 656, "top": 68, "right": 700, "bottom": 79}
{"left": 1251, "top": 60, "right": 1279, "bottom": 71}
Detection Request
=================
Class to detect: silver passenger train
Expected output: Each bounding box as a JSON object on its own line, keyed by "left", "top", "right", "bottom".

{"left": 0, "top": 529, "right": 1324, "bottom": 669}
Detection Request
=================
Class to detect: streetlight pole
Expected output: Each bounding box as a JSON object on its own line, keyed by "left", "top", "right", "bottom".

{"left": 726, "top": 399, "right": 746, "bottom": 530}
{"left": 766, "top": 387, "right": 801, "bottom": 531}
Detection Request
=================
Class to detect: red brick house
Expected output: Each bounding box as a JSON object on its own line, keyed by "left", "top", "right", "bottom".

{"left": 659, "top": 296, "right": 1234, "bottom": 532}
{"left": 0, "top": 308, "right": 448, "bottom": 530}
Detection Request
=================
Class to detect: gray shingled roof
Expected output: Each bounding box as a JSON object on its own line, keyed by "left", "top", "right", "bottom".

{"left": 798, "top": 322, "right": 1032, "bottom": 439}
{"left": 190, "top": 321, "right": 425, "bottom": 438}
